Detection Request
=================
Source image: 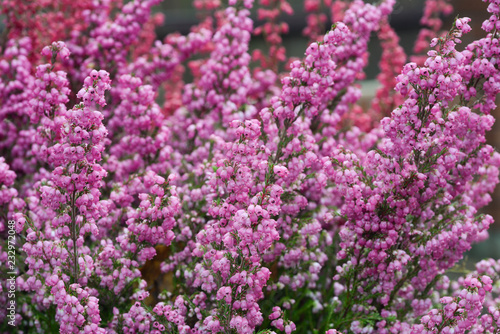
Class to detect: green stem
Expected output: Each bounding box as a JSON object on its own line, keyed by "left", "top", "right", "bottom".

{"left": 70, "top": 191, "right": 79, "bottom": 283}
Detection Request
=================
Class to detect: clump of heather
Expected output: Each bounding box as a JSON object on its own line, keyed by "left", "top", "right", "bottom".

{"left": 1, "top": 0, "right": 500, "bottom": 333}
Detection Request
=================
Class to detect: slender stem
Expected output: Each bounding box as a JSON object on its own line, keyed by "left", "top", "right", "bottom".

{"left": 70, "top": 190, "right": 79, "bottom": 283}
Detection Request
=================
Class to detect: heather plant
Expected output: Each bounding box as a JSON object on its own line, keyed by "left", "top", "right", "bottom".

{"left": 2, "top": 0, "right": 500, "bottom": 333}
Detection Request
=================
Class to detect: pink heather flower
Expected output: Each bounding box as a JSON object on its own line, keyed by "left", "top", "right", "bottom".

{"left": 2, "top": 0, "right": 500, "bottom": 333}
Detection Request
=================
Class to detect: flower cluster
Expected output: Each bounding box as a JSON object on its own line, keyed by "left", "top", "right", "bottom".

{"left": 1, "top": 0, "right": 500, "bottom": 333}
{"left": 414, "top": 276, "right": 493, "bottom": 333}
